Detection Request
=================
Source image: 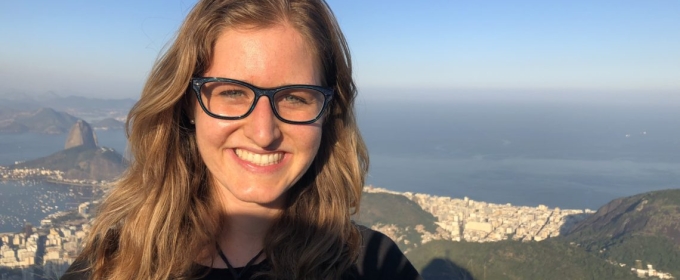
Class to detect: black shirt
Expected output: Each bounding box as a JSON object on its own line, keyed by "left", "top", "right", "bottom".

{"left": 61, "top": 226, "right": 423, "bottom": 280}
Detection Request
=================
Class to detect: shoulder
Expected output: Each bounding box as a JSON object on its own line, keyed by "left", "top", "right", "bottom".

{"left": 349, "top": 225, "right": 423, "bottom": 280}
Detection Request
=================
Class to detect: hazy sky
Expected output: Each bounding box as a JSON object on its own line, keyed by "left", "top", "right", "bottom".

{"left": 0, "top": 0, "right": 678, "bottom": 99}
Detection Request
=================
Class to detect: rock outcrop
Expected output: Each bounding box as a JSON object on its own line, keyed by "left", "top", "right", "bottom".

{"left": 64, "top": 120, "right": 98, "bottom": 149}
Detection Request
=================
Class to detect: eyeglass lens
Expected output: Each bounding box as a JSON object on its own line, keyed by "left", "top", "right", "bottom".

{"left": 200, "top": 81, "right": 325, "bottom": 122}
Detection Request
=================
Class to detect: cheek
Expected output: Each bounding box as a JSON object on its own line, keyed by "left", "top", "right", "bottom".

{"left": 194, "top": 118, "right": 236, "bottom": 151}
{"left": 303, "top": 125, "right": 324, "bottom": 159}
{"left": 310, "top": 136, "right": 321, "bottom": 159}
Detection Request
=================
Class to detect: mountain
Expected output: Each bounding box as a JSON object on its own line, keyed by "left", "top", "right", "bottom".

{"left": 0, "top": 107, "right": 80, "bottom": 134}
{"left": 12, "top": 145, "right": 126, "bottom": 181}
{"left": 11, "top": 120, "right": 126, "bottom": 181}
{"left": 65, "top": 120, "right": 98, "bottom": 149}
{"left": 562, "top": 189, "right": 680, "bottom": 276}
{"left": 0, "top": 95, "right": 134, "bottom": 134}
{"left": 407, "top": 239, "right": 638, "bottom": 280}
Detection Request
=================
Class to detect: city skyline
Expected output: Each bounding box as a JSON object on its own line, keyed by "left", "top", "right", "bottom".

{"left": 1, "top": 0, "right": 678, "bottom": 100}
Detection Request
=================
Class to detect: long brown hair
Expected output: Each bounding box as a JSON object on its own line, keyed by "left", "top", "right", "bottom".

{"left": 77, "top": 0, "right": 368, "bottom": 279}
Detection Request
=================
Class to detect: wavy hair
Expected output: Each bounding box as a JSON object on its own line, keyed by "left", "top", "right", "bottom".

{"left": 77, "top": 0, "right": 368, "bottom": 279}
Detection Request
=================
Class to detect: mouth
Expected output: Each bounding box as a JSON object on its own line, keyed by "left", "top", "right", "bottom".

{"left": 234, "top": 149, "right": 284, "bottom": 166}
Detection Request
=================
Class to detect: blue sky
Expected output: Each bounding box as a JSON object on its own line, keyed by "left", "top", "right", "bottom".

{"left": 0, "top": 0, "right": 678, "bottom": 100}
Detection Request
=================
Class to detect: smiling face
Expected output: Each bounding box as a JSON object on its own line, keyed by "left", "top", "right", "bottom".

{"left": 194, "top": 24, "right": 323, "bottom": 211}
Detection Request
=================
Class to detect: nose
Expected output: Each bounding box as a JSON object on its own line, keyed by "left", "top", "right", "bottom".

{"left": 243, "top": 97, "right": 282, "bottom": 148}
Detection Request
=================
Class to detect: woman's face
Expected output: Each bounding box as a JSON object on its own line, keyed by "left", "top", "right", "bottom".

{"left": 194, "top": 24, "right": 323, "bottom": 210}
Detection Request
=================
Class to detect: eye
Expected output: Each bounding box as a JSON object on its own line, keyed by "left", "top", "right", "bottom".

{"left": 203, "top": 81, "right": 253, "bottom": 101}
{"left": 217, "top": 89, "right": 248, "bottom": 98}
{"left": 281, "top": 93, "right": 310, "bottom": 105}
{"left": 276, "top": 89, "right": 323, "bottom": 107}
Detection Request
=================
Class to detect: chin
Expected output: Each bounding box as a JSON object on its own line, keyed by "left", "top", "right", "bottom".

{"left": 233, "top": 186, "right": 290, "bottom": 207}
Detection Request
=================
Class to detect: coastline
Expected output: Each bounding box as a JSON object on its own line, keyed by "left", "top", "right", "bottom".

{"left": 0, "top": 166, "right": 112, "bottom": 188}
{"left": 0, "top": 173, "right": 103, "bottom": 233}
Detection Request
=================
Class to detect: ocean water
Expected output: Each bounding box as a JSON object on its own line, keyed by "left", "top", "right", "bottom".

{"left": 358, "top": 100, "right": 680, "bottom": 210}
{"left": 0, "top": 181, "right": 94, "bottom": 233}
{"left": 1, "top": 99, "right": 679, "bottom": 232}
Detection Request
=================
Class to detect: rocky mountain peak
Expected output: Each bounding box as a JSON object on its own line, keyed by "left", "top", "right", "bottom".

{"left": 64, "top": 120, "right": 98, "bottom": 149}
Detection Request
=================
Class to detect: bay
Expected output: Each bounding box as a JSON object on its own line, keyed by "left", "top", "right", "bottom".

{"left": 0, "top": 181, "right": 94, "bottom": 233}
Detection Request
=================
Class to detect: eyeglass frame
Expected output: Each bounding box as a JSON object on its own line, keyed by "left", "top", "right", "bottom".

{"left": 190, "top": 77, "right": 334, "bottom": 125}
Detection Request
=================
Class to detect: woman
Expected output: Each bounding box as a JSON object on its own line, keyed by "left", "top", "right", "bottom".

{"left": 62, "top": 0, "right": 422, "bottom": 279}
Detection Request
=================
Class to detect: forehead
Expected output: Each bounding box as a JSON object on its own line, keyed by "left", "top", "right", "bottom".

{"left": 205, "top": 24, "right": 322, "bottom": 87}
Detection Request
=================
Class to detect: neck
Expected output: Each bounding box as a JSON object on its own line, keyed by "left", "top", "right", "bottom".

{"left": 216, "top": 210, "right": 276, "bottom": 267}
{"left": 222, "top": 209, "right": 276, "bottom": 243}
{"left": 215, "top": 191, "right": 283, "bottom": 267}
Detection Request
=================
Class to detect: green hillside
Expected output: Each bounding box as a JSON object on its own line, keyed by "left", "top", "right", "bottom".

{"left": 407, "top": 239, "right": 638, "bottom": 280}
{"left": 353, "top": 192, "right": 439, "bottom": 250}
{"left": 563, "top": 189, "right": 680, "bottom": 275}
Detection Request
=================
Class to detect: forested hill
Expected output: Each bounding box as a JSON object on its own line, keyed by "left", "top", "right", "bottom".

{"left": 353, "top": 192, "right": 439, "bottom": 250}
{"left": 566, "top": 189, "right": 680, "bottom": 245}
{"left": 562, "top": 189, "right": 680, "bottom": 276}
{"left": 407, "top": 239, "right": 638, "bottom": 280}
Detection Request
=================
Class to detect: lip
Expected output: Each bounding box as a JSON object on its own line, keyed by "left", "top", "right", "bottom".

{"left": 230, "top": 148, "right": 288, "bottom": 173}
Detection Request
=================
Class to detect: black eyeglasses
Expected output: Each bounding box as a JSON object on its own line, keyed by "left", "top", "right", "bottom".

{"left": 190, "top": 77, "right": 334, "bottom": 124}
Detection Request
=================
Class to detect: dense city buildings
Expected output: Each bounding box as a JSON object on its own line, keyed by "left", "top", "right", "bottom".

{"left": 0, "top": 167, "right": 111, "bottom": 187}
{"left": 0, "top": 201, "right": 93, "bottom": 280}
{"left": 632, "top": 264, "right": 674, "bottom": 279}
{"left": 365, "top": 185, "right": 595, "bottom": 244}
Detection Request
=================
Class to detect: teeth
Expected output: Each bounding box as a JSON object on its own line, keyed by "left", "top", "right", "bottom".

{"left": 235, "top": 149, "right": 283, "bottom": 166}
